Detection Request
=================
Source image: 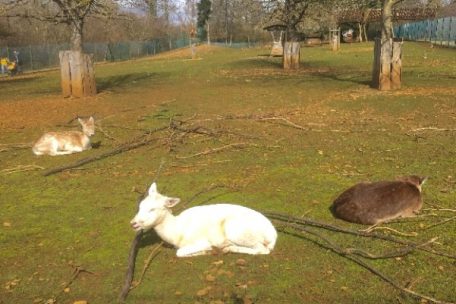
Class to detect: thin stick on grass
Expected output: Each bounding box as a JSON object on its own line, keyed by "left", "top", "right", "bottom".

{"left": 422, "top": 216, "right": 456, "bottom": 230}
{"left": 0, "top": 143, "right": 32, "bottom": 152}
{"left": 119, "top": 160, "right": 165, "bottom": 302}
{"left": 175, "top": 142, "right": 257, "bottom": 159}
{"left": 119, "top": 230, "right": 144, "bottom": 303}
{"left": 129, "top": 242, "right": 163, "bottom": 290}
{"left": 1, "top": 165, "right": 44, "bottom": 174}
{"left": 282, "top": 225, "right": 455, "bottom": 304}
{"left": 264, "top": 211, "right": 456, "bottom": 259}
{"left": 359, "top": 226, "right": 418, "bottom": 237}
{"left": 43, "top": 125, "right": 169, "bottom": 176}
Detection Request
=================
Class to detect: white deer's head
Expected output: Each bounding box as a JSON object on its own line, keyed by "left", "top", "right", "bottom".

{"left": 130, "top": 183, "right": 180, "bottom": 231}
{"left": 78, "top": 117, "right": 95, "bottom": 137}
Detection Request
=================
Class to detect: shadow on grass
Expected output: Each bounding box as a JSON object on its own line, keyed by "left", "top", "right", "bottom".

{"left": 138, "top": 230, "right": 170, "bottom": 249}
{"left": 226, "top": 57, "right": 372, "bottom": 86}
{"left": 97, "top": 72, "right": 168, "bottom": 92}
{"left": 0, "top": 74, "right": 41, "bottom": 85}
{"left": 311, "top": 71, "right": 372, "bottom": 86}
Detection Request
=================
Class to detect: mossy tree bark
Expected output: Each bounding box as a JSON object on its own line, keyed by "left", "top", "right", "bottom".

{"left": 283, "top": 41, "right": 300, "bottom": 69}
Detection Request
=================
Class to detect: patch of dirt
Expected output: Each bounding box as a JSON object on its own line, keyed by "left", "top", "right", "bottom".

{"left": 391, "top": 86, "right": 456, "bottom": 97}
{"left": 218, "top": 66, "right": 334, "bottom": 79}
{"left": 0, "top": 91, "right": 158, "bottom": 130}
{"left": 142, "top": 44, "right": 222, "bottom": 61}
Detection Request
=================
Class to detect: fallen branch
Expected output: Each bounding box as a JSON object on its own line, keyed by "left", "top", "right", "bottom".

{"left": 119, "top": 230, "right": 143, "bottom": 303}
{"left": 42, "top": 125, "right": 169, "bottom": 176}
{"left": 1, "top": 165, "right": 44, "bottom": 175}
{"left": 176, "top": 143, "right": 257, "bottom": 159}
{"left": 422, "top": 216, "right": 456, "bottom": 230}
{"left": 359, "top": 226, "right": 418, "bottom": 237}
{"left": 410, "top": 127, "right": 456, "bottom": 132}
{"left": 281, "top": 225, "right": 454, "bottom": 304}
{"left": 96, "top": 125, "right": 118, "bottom": 141}
{"left": 423, "top": 208, "right": 456, "bottom": 213}
{"left": 129, "top": 242, "right": 163, "bottom": 290}
{"left": 54, "top": 265, "right": 95, "bottom": 302}
{"left": 0, "top": 143, "right": 32, "bottom": 153}
{"left": 264, "top": 211, "right": 456, "bottom": 259}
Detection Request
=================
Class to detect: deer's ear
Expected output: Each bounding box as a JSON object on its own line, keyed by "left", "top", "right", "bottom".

{"left": 420, "top": 176, "right": 428, "bottom": 185}
{"left": 89, "top": 116, "right": 94, "bottom": 123}
{"left": 77, "top": 117, "right": 82, "bottom": 124}
{"left": 164, "top": 197, "right": 180, "bottom": 208}
{"left": 148, "top": 182, "right": 157, "bottom": 195}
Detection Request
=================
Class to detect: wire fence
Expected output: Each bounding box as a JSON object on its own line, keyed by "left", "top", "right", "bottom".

{"left": 394, "top": 16, "right": 456, "bottom": 47}
{"left": 0, "top": 36, "right": 192, "bottom": 73}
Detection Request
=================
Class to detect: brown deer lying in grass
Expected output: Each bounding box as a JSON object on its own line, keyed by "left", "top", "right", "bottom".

{"left": 330, "top": 176, "right": 427, "bottom": 225}
{"left": 32, "top": 117, "right": 95, "bottom": 156}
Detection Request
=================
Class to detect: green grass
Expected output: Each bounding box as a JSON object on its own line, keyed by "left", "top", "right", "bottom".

{"left": 0, "top": 42, "right": 455, "bottom": 304}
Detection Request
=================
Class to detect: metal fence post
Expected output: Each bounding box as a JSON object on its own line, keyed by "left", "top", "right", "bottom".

{"left": 448, "top": 17, "right": 452, "bottom": 47}
{"left": 29, "top": 45, "right": 33, "bottom": 70}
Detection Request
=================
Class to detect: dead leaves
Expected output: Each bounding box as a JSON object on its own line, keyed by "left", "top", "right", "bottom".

{"left": 191, "top": 257, "right": 262, "bottom": 303}
{"left": 4, "top": 278, "right": 21, "bottom": 291}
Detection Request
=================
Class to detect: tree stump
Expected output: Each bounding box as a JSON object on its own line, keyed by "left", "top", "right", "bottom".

{"left": 59, "top": 51, "right": 97, "bottom": 98}
{"left": 330, "top": 29, "right": 340, "bottom": 51}
{"left": 372, "top": 38, "right": 402, "bottom": 90}
{"left": 283, "top": 42, "right": 300, "bottom": 70}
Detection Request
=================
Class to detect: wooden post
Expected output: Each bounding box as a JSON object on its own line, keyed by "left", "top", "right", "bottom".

{"left": 330, "top": 29, "right": 340, "bottom": 51}
{"left": 372, "top": 38, "right": 402, "bottom": 91}
{"left": 59, "top": 50, "right": 97, "bottom": 98}
{"left": 283, "top": 42, "right": 300, "bottom": 70}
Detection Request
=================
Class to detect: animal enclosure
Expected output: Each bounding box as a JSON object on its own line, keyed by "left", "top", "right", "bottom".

{"left": 0, "top": 43, "right": 455, "bottom": 304}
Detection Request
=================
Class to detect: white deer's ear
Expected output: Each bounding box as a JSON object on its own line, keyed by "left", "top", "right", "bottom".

{"left": 77, "top": 117, "right": 82, "bottom": 124}
{"left": 148, "top": 182, "right": 157, "bottom": 195}
{"left": 420, "top": 176, "right": 428, "bottom": 185}
{"left": 89, "top": 116, "right": 94, "bottom": 123}
{"left": 164, "top": 197, "right": 180, "bottom": 208}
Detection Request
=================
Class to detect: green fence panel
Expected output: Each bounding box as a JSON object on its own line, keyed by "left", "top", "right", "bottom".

{"left": 0, "top": 36, "right": 195, "bottom": 72}
{"left": 395, "top": 17, "right": 456, "bottom": 47}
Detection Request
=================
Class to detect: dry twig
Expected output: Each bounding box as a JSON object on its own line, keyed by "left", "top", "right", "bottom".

{"left": 281, "top": 224, "right": 454, "bottom": 304}
{"left": 1, "top": 165, "right": 44, "bottom": 175}
{"left": 264, "top": 211, "right": 456, "bottom": 259}
{"left": 422, "top": 216, "right": 456, "bottom": 230}
{"left": 0, "top": 143, "right": 32, "bottom": 153}
{"left": 176, "top": 142, "right": 257, "bottom": 159}
{"left": 359, "top": 226, "right": 418, "bottom": 237}
{"left": 43, "top": 125, "right": 169, "bottom": 176}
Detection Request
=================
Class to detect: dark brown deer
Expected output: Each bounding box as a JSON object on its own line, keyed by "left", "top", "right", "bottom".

{"left": 330, "top": 176, "right": 427, "bottom": 225}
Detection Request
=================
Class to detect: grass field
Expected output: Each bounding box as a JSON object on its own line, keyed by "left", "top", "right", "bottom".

{"left": 0, "top": 42, "right": 455, "bottom": 304}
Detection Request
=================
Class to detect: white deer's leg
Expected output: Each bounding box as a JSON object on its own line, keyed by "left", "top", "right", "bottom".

{"left": 52, "top": 150, "right": 75, "bottom": 155}
{"left": 222, "top": 244, "right": 270, "bottom": 255}
{"left": 176, "top": 240, "right": 213, "bottom": 257}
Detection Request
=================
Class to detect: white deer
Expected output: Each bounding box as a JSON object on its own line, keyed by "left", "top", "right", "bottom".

{"left": 32, "top": 117, "right": 95, "bottom": 156}
{"left": 130, "top": 182, "right": 277, "bottom": 257}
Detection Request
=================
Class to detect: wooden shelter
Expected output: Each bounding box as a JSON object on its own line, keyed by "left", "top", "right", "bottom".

{"left": 264, "top": 25, "right": 285, "bottom": 56}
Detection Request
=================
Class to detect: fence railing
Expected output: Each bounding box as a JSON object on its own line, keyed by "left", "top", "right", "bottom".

{"left": 394, "top": 16, "right": 456, "bottom": 47}
{"left": 0, "top": 37, "right": 192, "bottom": 73}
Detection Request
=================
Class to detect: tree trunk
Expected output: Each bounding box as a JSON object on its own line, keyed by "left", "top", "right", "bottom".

{"left": 358, "top": 23, "right": 363, "bottom": 42}
{"left": 381, "top": 0, "right": 395, "bottom": 42}
{"left": 372, "top": 38, "right": 402, "bottom": 91}
{"left": 59, "top": 51, "right": 97, "bottom": 98}
{"left": 372, "top": 0, "right": 402, "bottom": 91}
{"left": 207, "top": 23, "right": 211, "bottom": 45}
{"left": 330, "top": 29, "right": 340, "bottom": 51}
{"left": 71, "top": 22, "right": 84, "bottom": 52}
{"left": 283, "top": 42, "right": 300, "bottom": 70}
